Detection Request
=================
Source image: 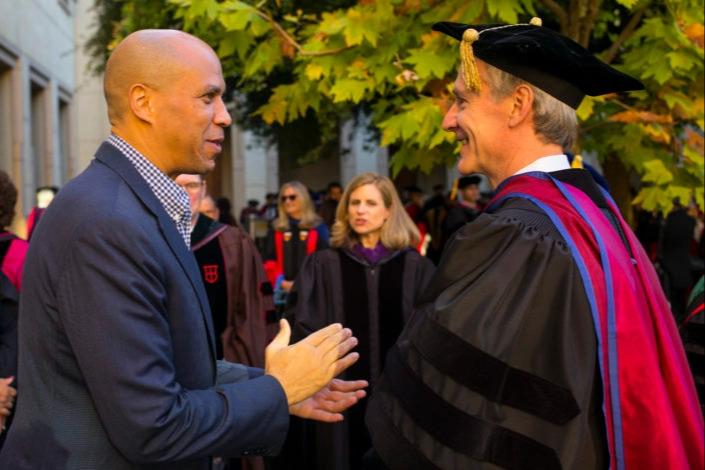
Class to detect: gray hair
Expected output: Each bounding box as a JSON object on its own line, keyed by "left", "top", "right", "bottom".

{"left": 484, "top": 64, "right": 578, "bottom": 151}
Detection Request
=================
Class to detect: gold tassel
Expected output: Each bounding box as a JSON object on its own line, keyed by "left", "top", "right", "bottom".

{"left": 450, "top": 177, "right": 459, "bottom": 202}
{"left": 460, "top": 28, "right": 481, "bottom": 92}
{"left": 571, "top": 154, "right": 584, "bottom": 169}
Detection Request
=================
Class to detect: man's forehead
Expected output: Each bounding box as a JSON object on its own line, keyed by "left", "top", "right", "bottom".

{"left": 175, "top": 174, "right": 201, "bottom": 184}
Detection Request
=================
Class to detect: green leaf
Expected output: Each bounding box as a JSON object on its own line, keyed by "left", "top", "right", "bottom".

{"left": 220, "top": 8, "right": 252, "bottom": 30}
{"left": 379, "top": 113, "right": 421, "bottom": 147}
{"left": 669, "top": 185, "right": 695, "bottom": 208}
{"left": 615, "top": 0, "right": 640, "bottom": 9}
{"left": 330, "top": 79, "right": 370, "bottom": 103}
{"left": 666, "top": 51, "right": 696, "bottom": 72}
{"left": 218, "top": 30, "right": 252, "bottom": 59}
{"left": 576, "top": 96, "right": 599, "bottom": 121}
{"left": 405, "top": 47, "right": 455, "bottom": 80}
{"left": 662, "top": 89, "right": 694, "bottom": 112}
{"left": 249, "top": 14, "right": 271, "bottom": 37}
{"left": 344, "top": 9, "right": 378, "bottom": 47}
{"left": 205, "top": 0, "right": 219, "bottom": 20}
{"left": 486, "top": 0, "right": 521, "bottom": 24}
{"left": 318, "top": 11, "right": 346, "bottom": 35}
{"left": 305, "top": 63, "right": 324, "bottom": 81}
{"left": 642, "top": 159, "right": 674, "bottom": 185}
{"left": 243, "top": 38, "right": 282, "bottom": 77}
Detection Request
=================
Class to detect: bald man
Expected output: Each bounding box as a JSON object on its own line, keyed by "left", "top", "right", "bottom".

{"left": 0, "top": 30, "right": 366, "bottom": 470}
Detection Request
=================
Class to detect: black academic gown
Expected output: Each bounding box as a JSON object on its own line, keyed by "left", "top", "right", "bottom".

{"left": 366, "top": 170, "right": 614, "bottom": 470}
{"left": 277, "top": 246, "right": 435, "bottom": 470}
{"left": 191, "top": 215, "right": 271, "bottom": 366}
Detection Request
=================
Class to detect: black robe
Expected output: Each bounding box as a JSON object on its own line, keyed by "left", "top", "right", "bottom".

{"left": 274, "top": 246, "right": 434, "bottom": 470}
{"left": 263, "top": 224, "right": 328, "bottom": 282}
{"left": 191, "top": 215, "right": 272, "bottom": 367}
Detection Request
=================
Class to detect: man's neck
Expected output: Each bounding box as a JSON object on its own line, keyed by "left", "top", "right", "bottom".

{"left": 489, "top": 140, "right": 565, "bottom": 187}
{"left": 112, "top": 127, "right": 172, "bottom": 179}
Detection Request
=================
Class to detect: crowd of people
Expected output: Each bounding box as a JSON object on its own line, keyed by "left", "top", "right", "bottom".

{"left": 0, "top": 17, "right": 703, "bottom": 470}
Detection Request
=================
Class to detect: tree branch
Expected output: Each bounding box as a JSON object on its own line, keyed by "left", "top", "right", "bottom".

{"left": 565, "top": 0, "right": 582, "bottom": 41}
{"left": 538, "top": 0, "right": 567, "bottom": 26}
{"left": 251, "top": 6, "right": 352, "bottom": 57}
{"left": 578, "top": 0, "right": 601, "bottom": 46}
{"left": 604, "top": 8, "right": 645, "bottom": 64}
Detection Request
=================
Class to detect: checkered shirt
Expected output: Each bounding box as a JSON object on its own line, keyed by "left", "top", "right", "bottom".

{"left": 108, "top": 134, "right": 191, "bottom": 247}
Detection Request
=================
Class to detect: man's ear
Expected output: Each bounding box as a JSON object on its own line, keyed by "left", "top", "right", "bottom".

{"left": 128, "top": 83, "right": 156, "bottom": 123}
{"left": 508, "top": 84, "right": 534, "bottom": 128}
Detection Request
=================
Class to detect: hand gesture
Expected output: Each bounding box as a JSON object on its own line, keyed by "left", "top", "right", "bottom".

{"left": 290, "top": 378, "right": 368, "bottom": 422}
{"left": 0, "top": 376, "right": 16, "bottom": 433}
{"left": 265, "top": 320, "right": 359, "bottom": 405}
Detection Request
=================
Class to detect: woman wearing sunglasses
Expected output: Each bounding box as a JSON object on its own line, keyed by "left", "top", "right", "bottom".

{"left": 263, "top": 181, "right": 329, "bottom": 295}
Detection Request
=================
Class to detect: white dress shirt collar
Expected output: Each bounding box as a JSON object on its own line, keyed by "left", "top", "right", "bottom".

{"left": 514, "top": 154, "right": 571, "bottom": 175}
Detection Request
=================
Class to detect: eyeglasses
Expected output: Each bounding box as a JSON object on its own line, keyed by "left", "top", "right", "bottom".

{"left": 280, "top": 194, "right": 297, "bottom": 202}
{"left": 179, "top": 182, "right": 203, "bottom": 194}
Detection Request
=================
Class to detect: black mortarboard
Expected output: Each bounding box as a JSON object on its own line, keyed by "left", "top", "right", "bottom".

{"left": 432, "top": 18, "right": 644, "bottom": 109}
{"left": 457, "top": 175, "right": 482, "bottom": 189}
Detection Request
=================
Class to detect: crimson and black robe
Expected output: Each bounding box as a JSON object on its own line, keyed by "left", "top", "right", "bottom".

{"left": 366, "top": 170, "right": 703, "bottom": 470}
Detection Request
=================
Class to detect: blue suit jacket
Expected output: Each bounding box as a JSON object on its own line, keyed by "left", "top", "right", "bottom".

{"left": 0, "top": 142, "right": 289, "bottom": 469}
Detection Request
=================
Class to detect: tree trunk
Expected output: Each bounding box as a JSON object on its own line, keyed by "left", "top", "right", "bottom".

{"left": 603, "top": 154, "right": 636, "bottom": 229}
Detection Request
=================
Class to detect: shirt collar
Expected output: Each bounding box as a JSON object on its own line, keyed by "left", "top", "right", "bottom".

{"left": 107, "top": 134, "right": 191, "bottom": 247}
{"left": 514, "top": 154, "right": 570, "bottom": 175}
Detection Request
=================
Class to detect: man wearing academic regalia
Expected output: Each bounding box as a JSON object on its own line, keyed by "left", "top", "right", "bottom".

{"left": 442, "top": 174, "right": 483, "bottom": 243}
{"left": 365, "top": 18, "right": 703, "bottom": 470}
{"left": 175, "top": 174, "right": 272, "bottom": 367}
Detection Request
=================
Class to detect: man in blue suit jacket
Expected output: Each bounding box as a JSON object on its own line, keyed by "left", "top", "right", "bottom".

{"left": 0, "top": 29, "right": 366, "bottom": 469}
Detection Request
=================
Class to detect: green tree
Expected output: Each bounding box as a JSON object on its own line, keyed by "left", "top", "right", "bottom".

{"left": 87, "top": 0, "right": 704, "bottom": 216}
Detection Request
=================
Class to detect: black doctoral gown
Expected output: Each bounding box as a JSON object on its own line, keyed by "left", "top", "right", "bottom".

{"left": 275, "top": 246, "right": 435, "bottom": 470}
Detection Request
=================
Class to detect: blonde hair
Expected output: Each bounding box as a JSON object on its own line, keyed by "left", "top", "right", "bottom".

{"left": 272, "top": 180, "right": 322, "bottom": 231}
{"left": 330, "top": 172, "right": 420, "bottom": 250}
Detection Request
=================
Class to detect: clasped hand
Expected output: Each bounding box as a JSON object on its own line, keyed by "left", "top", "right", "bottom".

{"left": 0, "top": 376, "right": 17, "bottom": 433}
{"left": 265, "top": 320, "right": 368, "bottom": 422}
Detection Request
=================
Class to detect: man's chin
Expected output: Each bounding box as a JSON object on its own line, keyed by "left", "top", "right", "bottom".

{"left": 456, "top": 158, "right": 476, "bottom": 176}
{"left": 199, "top": 157, "right": 217, "bottom": 173}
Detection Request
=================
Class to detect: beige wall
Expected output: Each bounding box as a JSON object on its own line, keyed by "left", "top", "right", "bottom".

{"left": 0, "top": 0, "right": 77, "bottom": 231}
{"left": 73, "top": 0, "right": 110, "bottom": 173}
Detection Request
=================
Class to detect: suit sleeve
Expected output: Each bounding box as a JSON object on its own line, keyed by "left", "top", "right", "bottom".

{"left": 56, "top": 215, "right": 288, "bottom": 463}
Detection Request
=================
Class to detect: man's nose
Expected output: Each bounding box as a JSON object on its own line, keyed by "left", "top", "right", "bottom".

{"left": 215, "top": 97, "right": 232, "bottom": 127}
{"left": 442, "top": 103, "right": 458, "bottom": 131}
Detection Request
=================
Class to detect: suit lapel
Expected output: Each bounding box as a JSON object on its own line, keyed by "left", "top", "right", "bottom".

{"left": 94, "top": 142, "right": 218, "bottom": 364}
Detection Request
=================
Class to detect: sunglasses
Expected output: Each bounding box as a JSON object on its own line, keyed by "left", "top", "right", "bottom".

{"left": 280, "top": 195, "right": 297, "bottom": 202}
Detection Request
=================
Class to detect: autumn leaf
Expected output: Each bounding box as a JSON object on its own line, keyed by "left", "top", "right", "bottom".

{"left": 610, "top": 110, "right": 674, "bottom": 125}
{"left": 684, "top": 23, "right": 704, "bottom": 49}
